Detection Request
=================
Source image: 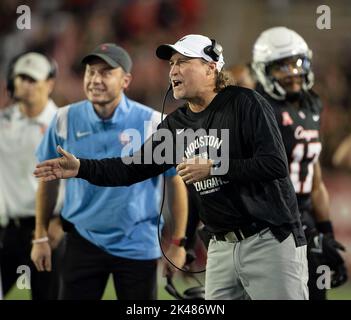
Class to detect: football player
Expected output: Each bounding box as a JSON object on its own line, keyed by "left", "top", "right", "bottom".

{"left": 252, "top": 26, "right": 348, "bottom": 300}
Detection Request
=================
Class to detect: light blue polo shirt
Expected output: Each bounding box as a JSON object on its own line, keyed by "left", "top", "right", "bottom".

{"left": 37, "top": 94, "right": 175, "bottom": 260}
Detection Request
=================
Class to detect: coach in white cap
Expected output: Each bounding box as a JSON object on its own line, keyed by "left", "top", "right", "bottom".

{"left": 0, "top": 52, "right": 63, "bottom": 300}
{"left": 13, "top": 52, "right": 52, "bottom": 81}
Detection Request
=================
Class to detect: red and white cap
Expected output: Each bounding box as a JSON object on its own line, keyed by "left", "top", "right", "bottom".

{"left": 156, "top": 34, "right": 225, "bottom": 71}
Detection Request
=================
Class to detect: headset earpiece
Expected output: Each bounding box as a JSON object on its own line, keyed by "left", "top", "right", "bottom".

{"left": 6, "top": 70, "right": 15, "bottom": 99}
{"left": 204, "top": 39, "right": 223, "bottom": 62}
{"left": 6, "top": 53, "right": 22, "bottom": 98}
{"left": 183, "top": 286, "right": 205, "bottom": 300}
{"left": 165, "top": 274, "right": 205, "bottom": 300}
{"left": 48, "top": 57, "right": 58, "bottom": 79}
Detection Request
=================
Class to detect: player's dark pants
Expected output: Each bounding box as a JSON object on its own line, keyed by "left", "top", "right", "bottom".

{"left": 0, "top": 217, "right": 62, "bottom": 299}
{"left": 59, "top": 227, "right": 158, "bottom": 300}
{"left": 301, "top": 210, "right": 327, "bottom": 300}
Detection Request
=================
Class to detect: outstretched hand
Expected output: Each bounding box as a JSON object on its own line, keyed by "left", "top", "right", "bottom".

{"left": 33, "top": 146, "right": 80, "bottom": 181}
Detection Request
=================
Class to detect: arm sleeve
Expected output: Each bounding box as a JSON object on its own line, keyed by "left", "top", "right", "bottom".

{"left": 77, "top": 119, "right": 174, "bottom": 186}
{"left": 222, "top": 92, "right": 289, "bottom": 182}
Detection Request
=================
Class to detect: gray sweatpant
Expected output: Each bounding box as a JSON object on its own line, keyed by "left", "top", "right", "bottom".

{"left": 205, "top": 228, "right": 309, "bottom": 300}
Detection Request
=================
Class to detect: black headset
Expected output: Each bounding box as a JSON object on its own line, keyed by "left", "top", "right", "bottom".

{"left": 6, "top": 52, "right": 58, "bottom": 98}
{"left": 165, "top": 274, "right": 205, "bottom": 300}
{"left": 47, "top": 57, "right": 58, "bottom": 79}
{"left": 203, "top": 39, "right": 223, "bottom": 62}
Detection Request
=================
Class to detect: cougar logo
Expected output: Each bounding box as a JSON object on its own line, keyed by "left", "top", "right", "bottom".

{"left": 294, "top": 126, "right": 319, "bottom": 141}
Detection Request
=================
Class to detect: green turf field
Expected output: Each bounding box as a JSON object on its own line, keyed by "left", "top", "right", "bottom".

{"left": 4, "top": 273, "right": 203, "bottom": 300}
{"left": 4, "top": 275, "right": 351, "bottom": 300}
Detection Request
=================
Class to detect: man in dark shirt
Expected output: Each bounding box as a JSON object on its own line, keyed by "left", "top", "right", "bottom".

{"left": 34, "top": 34, "right": 308, "bottom": 300}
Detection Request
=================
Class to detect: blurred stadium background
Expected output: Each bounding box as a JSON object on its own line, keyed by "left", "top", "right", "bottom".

{"left": 1, "top": 0, "right": 351, "bottom": 299}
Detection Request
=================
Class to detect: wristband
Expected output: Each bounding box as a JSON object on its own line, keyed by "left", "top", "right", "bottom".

{"left": 316, "top": 220, "right": 334, "bottom": 235}
{"left": 32, "top": 236, "right": 49, "bottom": 244}
{"left": 171, "top": 237, "right": 187, "bottom": 247}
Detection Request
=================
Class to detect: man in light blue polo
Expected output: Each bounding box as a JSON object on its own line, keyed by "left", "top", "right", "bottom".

{"left": 31, "top": 43, "right": 188, "bottom": 300}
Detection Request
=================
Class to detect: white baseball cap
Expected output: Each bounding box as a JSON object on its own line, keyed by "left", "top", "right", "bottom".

{"left": 13, "top": 52, "right": 51, "bottom": 81}
{"left": 156, "top": 34, "right": 225, "bottom": 71}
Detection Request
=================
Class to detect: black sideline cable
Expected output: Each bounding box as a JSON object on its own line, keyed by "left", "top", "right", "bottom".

{"left": 156, "top": 84, "right": 206, "bottom": 274}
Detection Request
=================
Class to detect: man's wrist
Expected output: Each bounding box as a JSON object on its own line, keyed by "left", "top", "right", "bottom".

{"left": 32, "top": 236, "right": 49, "bottom": 244}
{"left": 34, "top": 226, "right": 48, "bottom": 239}
{"left": 76, "top": 158, "right": 85, "bottom": 178}
{"left": 171, "top": 237, "right": 187, "bottom": 247}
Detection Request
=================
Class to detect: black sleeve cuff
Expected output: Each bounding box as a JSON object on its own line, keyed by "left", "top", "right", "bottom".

{"left": 76, "top": 158, "right": 88, "bottom": 179}
{"left": 316, "top": 220, "right": 334, "bottom": 235}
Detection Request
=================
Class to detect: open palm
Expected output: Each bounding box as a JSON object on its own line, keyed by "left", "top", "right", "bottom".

{"left": 34, "top": 146, "right": 80, "bottom": 181}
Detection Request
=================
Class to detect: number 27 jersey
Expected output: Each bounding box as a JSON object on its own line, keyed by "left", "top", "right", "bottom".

{"left": 266, "top": 92, "right": 322, "bottom": 198}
